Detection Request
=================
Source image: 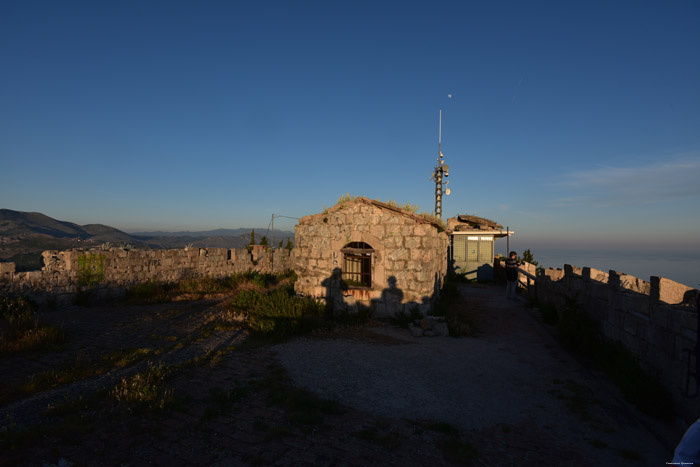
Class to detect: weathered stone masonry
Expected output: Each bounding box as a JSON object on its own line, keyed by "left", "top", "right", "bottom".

{"left": 0, "top": 246, "right": 292, "bottom": 307}
{"left": 294, "top": 197, "right": 448, "bottom": 316}
{"left": 533, "top": 264, "right": 699, "bottom": 419}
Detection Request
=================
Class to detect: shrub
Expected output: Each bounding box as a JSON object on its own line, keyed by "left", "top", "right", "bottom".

{"left": 245, "top": 288, "right": 324, "bottom": 339}
{"left": 111, "top": 362, "right": 176, "bottom": 413}
{"left": 0, "top": 295, "right": 65, "bottom": 355}
{"left": 231, "top": 285, "right": 324, "bottom": 340}
{"left": 128, "top": 281, "right": 171, "bottom": 303}
{"left": 0, "top": 296, "right": 37, "bottom": 329}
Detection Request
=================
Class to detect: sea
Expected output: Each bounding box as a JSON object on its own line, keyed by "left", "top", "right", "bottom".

{"left": 497, "top": 247, "right": 700, "bottom": 290}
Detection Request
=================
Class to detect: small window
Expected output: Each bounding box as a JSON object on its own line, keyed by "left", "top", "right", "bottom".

{"left": 341, "top": 241, "right": 373, "bottom": 288}
{"left": 452, "top": 236, "right": 466, "bottom": 261}
{"left": 478, "top": 238, "right": 493, "bottom": 262}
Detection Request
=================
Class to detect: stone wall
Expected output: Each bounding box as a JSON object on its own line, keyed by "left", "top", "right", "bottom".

{"left": 294, "top": 197, "right": 448, "bottom": 316}
{"left": 0, "top": 246, "right": 292, "bottom": 307}
{"left": 533, "top": 264, "right": 699, "bottom": 418}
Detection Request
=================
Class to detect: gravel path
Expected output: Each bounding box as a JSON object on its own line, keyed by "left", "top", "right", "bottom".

{"left": 275, "top": 283, "right": 676, "bottom": 466}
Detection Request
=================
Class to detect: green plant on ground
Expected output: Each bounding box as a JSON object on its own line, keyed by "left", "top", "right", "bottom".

{"left": 111, "top": 362, "right": 177, "bottom": 413}
{"left": 0, "top": 296, "right": 66, "bottom": 356}
{"left": 1, "top": 295, "right": 36, "bottom": 328}
{"left": 0, "top": 348, "right": 156, "bottom": 406}
{"left": 128, "top": 281, "right": 170, "bottom": 302}
{"left": 237, "top": 285, "right": 325, "bottom": 340}
{"left": 127, "top": 271, "right": 289, "bottom": 304}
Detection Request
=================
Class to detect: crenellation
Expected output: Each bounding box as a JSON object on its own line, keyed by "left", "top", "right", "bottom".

{"left": 533, "top": 260, "right": 699, "bottom": 420}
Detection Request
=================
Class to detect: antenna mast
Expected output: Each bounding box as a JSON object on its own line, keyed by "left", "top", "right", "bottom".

{"left": 431, "top": 110, "right": 450, "bottom": 218}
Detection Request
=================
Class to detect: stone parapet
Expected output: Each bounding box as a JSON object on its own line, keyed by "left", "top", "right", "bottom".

{"left": 0, "top": 247, "right": 292, "bottom": 307}
{"left": 532, "top": 263, "right": 699, "bottom": 420}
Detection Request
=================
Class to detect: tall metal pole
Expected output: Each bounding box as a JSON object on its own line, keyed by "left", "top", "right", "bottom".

{"left": 270, "top": 214, "right": 275, "bottom": 271}
{"left": 432, "top": 110, "right": 449, "bottom": 219}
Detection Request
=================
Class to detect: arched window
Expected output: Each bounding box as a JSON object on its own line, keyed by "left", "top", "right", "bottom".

{"left": 341, "top": 241, "right": 373, "bottom": 288}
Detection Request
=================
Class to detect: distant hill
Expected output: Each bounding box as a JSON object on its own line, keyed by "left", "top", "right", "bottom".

{"left": 0, "top": 209, "right": 294, "bottom": 271}
{"left": 130, "top": 228, "right": 263, "bottom": 238}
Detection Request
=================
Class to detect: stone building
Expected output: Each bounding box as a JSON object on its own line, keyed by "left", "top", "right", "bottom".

{"left": 294, "top": 197, "right": 448, "bottom": 316}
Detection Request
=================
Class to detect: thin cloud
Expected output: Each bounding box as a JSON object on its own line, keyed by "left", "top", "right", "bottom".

{"left": 554, "top": 155, "right": 700, "bottom": 207}
{"left": 549, "top": 196, "right": 594, "bottom": 208}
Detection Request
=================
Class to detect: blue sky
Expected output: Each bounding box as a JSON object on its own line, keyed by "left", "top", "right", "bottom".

{"left": 2, "top": 0, "right": 699, "bottom": 256}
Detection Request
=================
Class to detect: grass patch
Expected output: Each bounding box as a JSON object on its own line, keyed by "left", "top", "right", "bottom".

{"left": 232, "top": 285, "right": 326, "bottom": 341}
{"left": 127, "top": 271, "right": 291, "bottom": 304}
{"left": 111, "top": 362, "right": 178, "bottom": 414}
{"left": 0, "top": 348, "right": 157, "bottom": 406}
{"left": 0, "top": 295, "right": 66, "bottom": 356}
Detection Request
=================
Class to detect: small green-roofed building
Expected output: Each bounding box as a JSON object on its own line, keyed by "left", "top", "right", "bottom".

{"left": 448, "top": 215, "right": 513, "bottom": 280}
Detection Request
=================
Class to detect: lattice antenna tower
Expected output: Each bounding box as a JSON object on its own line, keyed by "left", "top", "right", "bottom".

{"left": 431, "top": 110, "right": 450, "bottom": 218}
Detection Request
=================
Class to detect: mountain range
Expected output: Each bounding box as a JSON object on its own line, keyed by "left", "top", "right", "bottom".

{"left": 0, "top": 209, "right": 293, "bottom": 271}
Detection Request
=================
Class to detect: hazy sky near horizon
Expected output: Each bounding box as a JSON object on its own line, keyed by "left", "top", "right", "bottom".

{"left": 1, "top": 1, "right": 699, "bottom": 254}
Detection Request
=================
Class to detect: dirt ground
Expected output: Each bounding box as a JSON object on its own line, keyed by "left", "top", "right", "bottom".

{"left": 0, "top": 284, "right": 684, "bottom": 466}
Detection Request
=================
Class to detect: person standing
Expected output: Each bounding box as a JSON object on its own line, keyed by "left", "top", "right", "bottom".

{"left": 505, "top": 251, "right": 520, "bottom": 299}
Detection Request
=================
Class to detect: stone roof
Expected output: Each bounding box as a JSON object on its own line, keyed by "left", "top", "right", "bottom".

{"left": 448, "top": 214, "right": 503, "bottom": 232}
{"left": 299, "top": 197, "right": 445, "bottom": 231}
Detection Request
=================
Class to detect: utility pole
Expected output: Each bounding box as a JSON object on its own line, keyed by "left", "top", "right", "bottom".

{"left": 269, "top": 214, "right": 300, "bottom": 271}
{"left": 431, "top": 109, "right": 450, "bottom": 218}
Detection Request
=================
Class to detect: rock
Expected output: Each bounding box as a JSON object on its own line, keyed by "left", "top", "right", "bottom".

{"left": 419, "top": 317, "right": 434, "bottom": 330}
{"left": 408, "top": 324, "right": 424, "bottom": 337}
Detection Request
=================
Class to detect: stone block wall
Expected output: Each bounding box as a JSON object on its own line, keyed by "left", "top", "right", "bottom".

{"left": 294, "top": 198, "right": 448, "bottom": 316}
{"left": 0, "top": 247, "right": 292, "bottom": 307}
{"left": 535, "top": 264, "right": 699, "bottom": 418}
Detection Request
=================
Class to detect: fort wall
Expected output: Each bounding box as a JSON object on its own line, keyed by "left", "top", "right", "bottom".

{"left": 530, "top": 263, "right": 699, "bottom": 418}
{"left": 0, "top": 246, "right": 292, "bottom": 307}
